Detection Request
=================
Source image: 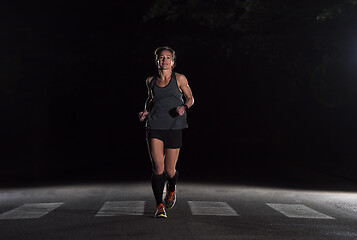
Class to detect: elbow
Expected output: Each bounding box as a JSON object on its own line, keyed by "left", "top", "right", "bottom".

{"left": 190, "top": 97, "right": 194, "bottom": 107}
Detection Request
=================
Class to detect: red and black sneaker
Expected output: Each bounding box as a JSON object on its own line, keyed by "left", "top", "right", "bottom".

{"left": 155, "top": 203, "right": 167, "bottom": 218}
{"left": 164, "top": 184, "right": 176, "bottom": 209}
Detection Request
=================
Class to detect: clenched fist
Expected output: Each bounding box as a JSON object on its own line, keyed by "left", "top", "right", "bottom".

{"left": 138, "top": 110, "right": 148, "bottom": 121}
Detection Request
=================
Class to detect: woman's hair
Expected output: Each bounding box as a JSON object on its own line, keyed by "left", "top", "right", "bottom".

{"left": 154, "top": 46, "right": 176, "bottom": 69}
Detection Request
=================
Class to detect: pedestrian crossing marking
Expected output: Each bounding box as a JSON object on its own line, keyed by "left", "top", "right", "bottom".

{"left": 188, "top": 201, "right": 239, "bottom": 216}
{"left": 0, "top": 201, "right": 338, "bottom": 220}
{"left": 95, "top": 201, "right": 145, "bottom": 216}
{"left": 0, "top": 202, "right": 63, "bottom": 220}
{"left": 266, "top": 203, "right": 334, "bottom": 219}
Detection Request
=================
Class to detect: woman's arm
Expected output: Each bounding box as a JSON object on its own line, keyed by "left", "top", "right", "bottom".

{"left": 176, "top": 74, "right": 194, "bottom": 116}
{"left": 139, "top": 77, "right": 153, "bottom": 121}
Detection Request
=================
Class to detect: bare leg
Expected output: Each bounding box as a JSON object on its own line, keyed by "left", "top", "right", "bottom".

{"left": 148, "top": 138, "right": 165, "bottom": 174}
{"left": 164, "top": 148, "right": 180, "bottom": 178}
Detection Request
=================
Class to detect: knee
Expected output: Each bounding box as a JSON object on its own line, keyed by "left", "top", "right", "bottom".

{"left": 152, "top": 163, "right": 164, "bottom": 175}
{"left": 165, "top": 169, "right": 176, "bottom": 178}
{"left": 153, "top": 168, "right": 164, "bottom": 175}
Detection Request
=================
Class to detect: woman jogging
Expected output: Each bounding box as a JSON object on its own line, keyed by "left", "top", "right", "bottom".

{"left": 138, "top": 46, "right": 194, "bottom": 218}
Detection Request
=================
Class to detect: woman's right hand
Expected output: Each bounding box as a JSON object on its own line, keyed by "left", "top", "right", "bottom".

{"left": 138, "top": 110, "right": 148, "bottom": 122}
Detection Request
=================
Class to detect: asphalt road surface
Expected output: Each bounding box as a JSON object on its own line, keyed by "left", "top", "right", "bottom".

{"left": 0, "top": 182, "right": 357, "bottom": 240}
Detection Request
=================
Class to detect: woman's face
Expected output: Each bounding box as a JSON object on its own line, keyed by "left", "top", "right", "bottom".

{"left": 157, "top": 50, "right": 174, "bottom": 70}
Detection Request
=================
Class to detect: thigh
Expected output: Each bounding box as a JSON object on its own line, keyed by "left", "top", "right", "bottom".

{"left": 148, "top": 138, "right": 165, "bottom": 174}
{"left": 164, "top": 148, "right": 180, "bottom": 177}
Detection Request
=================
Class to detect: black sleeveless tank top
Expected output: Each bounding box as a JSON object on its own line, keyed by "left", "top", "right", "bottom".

{"left": 146, "top": 72, "right": 188, "bottom": 130}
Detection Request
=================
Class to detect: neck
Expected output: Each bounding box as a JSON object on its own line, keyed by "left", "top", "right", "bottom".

{"left": 158, "top": 69, "right": 172, "bottom": 79}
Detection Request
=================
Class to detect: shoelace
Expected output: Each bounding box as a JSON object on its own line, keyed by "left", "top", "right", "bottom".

{"left": 157, "top": 204, "right": 165, "bottom": 212}
{"left": 167, "top": 191, "right": 175, "bottom": 201}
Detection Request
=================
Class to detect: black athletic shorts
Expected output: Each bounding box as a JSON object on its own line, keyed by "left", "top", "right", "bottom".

{"left": 146, "top": 128, "right": 182, "bottom": 149}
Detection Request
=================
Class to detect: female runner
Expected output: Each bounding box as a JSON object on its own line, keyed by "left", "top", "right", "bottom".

{"left": 139, "top": 46, "right": 194, "bottom": 218}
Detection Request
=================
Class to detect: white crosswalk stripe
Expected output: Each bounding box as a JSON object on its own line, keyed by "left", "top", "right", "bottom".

{"left": 0, "top": 203, "right": 63, "bottom": 220}
{"left": 96, "top": 201, "right": 145, "bottom": 216}
{"left": 266, "top": 203, "right": 334, "bottom": 219}
{"left": 0, "top": 201, "right": 338, "bottom": 220}
{"left": 188, "top": 201, "right": 239, "bottom": 216}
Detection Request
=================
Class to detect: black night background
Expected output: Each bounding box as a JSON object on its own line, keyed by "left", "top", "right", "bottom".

{"left": 1, "top": 1, "right": 357, "bottom": 188}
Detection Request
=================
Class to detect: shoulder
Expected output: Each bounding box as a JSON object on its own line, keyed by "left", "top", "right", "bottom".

{"left": 146, "top": 76, "right": 155, "bottom": 86}
{"left": 175, "top": 72, "right": 188, "bottom": 84}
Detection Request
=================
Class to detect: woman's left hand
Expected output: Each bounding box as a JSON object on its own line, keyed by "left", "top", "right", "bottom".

{"left": 176, "top": 105, "right": 185, "bottom": 116}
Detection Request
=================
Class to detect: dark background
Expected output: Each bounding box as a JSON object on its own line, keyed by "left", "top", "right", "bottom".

{"left": 1, "top": 1, "right": 357, "bottom": 187}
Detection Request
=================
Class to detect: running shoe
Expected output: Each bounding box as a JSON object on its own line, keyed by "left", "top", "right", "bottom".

{"left": 164, "top": 183, "right": 176, "bottom": 209}
{"left": 155, "top": 203, "right": 167, "bottom": 218}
